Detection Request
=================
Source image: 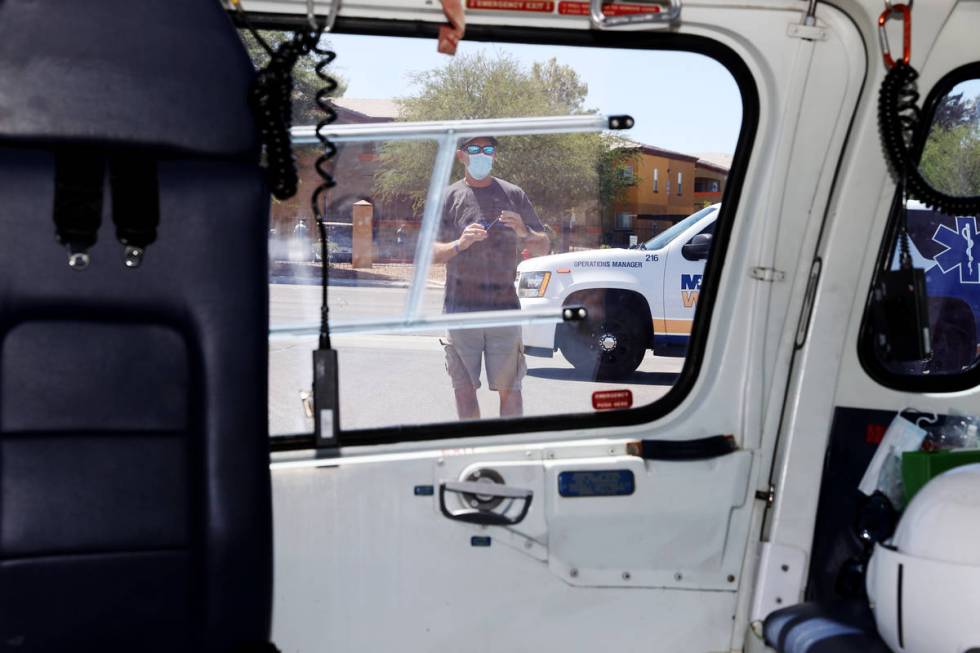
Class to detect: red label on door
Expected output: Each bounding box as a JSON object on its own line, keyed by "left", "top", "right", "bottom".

{"left": 558, "top": 1, "right": 661, "bottom": 15}
{"left": 592, "top": 389, "right": 633, "bottom": 410}
{"left": 467, "top": 0, "right": 556, "bottom": 11}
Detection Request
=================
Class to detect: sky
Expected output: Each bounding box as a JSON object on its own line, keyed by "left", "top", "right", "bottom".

{"left": 324, "top": 32, "right": 743, "bottom": 157}
{"left": 950, "top": 79, "right": 980, "bottom": 104}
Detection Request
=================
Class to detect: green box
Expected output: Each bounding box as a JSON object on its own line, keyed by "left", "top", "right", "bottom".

{"left": 902, "top": 449, "right": 980, "bottom": 503}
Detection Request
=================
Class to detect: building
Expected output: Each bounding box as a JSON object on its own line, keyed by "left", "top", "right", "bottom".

{"left": 270, "top": 98, "right": 416, "bottom": 261}
{"left": 606, "top": 141, "right": 730, "bottom": 247}
{"left": 692, "top": 153, "right": 731, "bottom": 210}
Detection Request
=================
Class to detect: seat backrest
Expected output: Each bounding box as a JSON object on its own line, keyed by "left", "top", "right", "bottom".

{"left": 0, "top": 2, "right": 271, "bottom": 651}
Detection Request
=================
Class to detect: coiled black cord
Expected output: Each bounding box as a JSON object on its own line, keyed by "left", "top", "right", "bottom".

{"left": 310, "top": 40, "right": 339, "bottom": 349}
{"left": 236, "top": 7, "right": 339, "bottom": 346}
{"left": 879, "top": 62, "right": 980, "bottom": 215}
{"left": 246, "top": 29, "right": 321, "bottom": 200}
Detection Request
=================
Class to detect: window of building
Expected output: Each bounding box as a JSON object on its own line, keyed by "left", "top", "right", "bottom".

{"left": 619, "top": 163, "right": 635, "bottom": 183}
{"left": 616, "top": 212, "right": 636, "bottom": 230}
{"left": 247, "top": 27, "right": 750, "bottom": 445}
{"left": 695, "top": 178, "right": 721, "bottom": 193}
{"left": 860, "top": 71, "right": 980, "bottom": 391}
{"left": 677, "top": 171, "right": 683, "bottom": 195}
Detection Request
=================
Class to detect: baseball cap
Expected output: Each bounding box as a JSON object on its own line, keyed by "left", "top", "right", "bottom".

{"left": 459, "top": 136, "right": 498, "bottom": 149}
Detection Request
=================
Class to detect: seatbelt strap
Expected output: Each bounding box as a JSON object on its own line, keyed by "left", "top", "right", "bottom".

{"left": 53, "top": 150, "right": 105, "bottom": 270}
{"left": 109, "top": 154, "right": 160, "bottom": 268}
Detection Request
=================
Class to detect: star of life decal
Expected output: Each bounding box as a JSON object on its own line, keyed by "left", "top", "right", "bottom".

{"left": 932, "top": 216, "right": 980, "bottom": 284}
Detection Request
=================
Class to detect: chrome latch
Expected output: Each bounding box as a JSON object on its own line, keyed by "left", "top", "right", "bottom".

{"left": 755, "top": 484, "right": 775, "bottom": 506}
{"left": 750, "top": 267, "right": 786, "bottom": 283}
{"left": 787, "top": 22, "right": 829, "bottom": 41}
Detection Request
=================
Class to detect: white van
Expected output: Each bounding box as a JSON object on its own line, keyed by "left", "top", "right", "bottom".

{"left": 518, "top": 204, "right": 718, "bottom": 378}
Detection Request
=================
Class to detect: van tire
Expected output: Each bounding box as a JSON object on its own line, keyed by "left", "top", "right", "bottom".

{"left": 559, "top": 290, "right": 651, "bottom": 380}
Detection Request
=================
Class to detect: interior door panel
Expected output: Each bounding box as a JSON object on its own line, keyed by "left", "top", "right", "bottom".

{"left": 271, "top": 450, "right": 744, "bottom": 652}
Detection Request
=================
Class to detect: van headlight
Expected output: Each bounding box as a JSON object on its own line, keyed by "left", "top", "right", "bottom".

{"left": 518, "top": 271, "right": 551, "bottom": 298}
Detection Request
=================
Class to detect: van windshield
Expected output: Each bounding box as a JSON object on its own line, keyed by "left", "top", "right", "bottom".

{"left": 642, "top": 206, "right": 718, "bottom": 251}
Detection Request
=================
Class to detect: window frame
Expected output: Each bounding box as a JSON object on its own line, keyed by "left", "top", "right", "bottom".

{"left": 857, "top": 61, "right": 980, "bottom": 393}
{"left": 653, "top": 167, "right": 660, "bottom": 192}
{"left": 615, "top": 212, "right": 636, "bottom": 230}
{"left": 243, "top": 14, "right": 761, "bottom": 449}
{"left": 620, "top": 162, "right": 636, "bottom": 184}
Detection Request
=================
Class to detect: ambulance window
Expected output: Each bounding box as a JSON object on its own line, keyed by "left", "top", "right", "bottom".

{"left": 255, "top": 27, "right": 752, "bottom": 443}
{"left": 860, "top": 73, "right": 980, "bottom": 390}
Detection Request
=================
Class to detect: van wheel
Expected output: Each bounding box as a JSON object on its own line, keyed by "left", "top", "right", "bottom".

{"left": 559, "top": 291, "right": 650, "bottom": 380}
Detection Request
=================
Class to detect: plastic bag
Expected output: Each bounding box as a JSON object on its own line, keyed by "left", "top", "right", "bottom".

{"left": 859, "top": 414, "right": 928, "bottom": 508}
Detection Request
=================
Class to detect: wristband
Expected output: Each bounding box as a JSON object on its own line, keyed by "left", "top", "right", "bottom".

{"left": 453, "top": 241, "right": 461, "bottom": 254}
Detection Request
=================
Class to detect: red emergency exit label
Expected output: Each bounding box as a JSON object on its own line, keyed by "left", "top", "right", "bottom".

{"left": 558, "top": 1, "right": 661, "bottom": 15}
{"left": 466, "top": 0, "right": 555, "bottom": 12}
{"left": 592, "top": 389, "right": 633, "bottom": 410}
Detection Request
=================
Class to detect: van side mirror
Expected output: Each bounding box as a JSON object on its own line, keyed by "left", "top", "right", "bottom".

{"left": 682, "top": 233, "right": 712, "bottom": 261}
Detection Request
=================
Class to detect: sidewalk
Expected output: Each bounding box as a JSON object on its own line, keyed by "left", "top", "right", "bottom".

{"left": 271, "top": 261, "right": 447, "bottom": 288}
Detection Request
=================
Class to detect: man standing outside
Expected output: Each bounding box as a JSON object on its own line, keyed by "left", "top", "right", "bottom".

{"left": 432, "top": 136, "right": 550, "bottom": 419}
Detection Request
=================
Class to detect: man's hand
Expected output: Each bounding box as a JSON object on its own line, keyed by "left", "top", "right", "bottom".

{"left": 499, "top": 210, "right": 529, "bottom": 238}
{"left": 432, "top": 223, "right": 487, "bottom": 264}
{"left": 500, "top": 210, "right": 550, "bottom": 257}
{"left": 458, "top": 223, "right": 488, "bottom": 251}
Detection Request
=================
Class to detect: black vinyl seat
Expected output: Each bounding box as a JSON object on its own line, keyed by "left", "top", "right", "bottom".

{"left": 0, "top": 1, "right": 272, "bottom": 651}
{"left": 763, "top": 602, "right": 891, "bottom": 653}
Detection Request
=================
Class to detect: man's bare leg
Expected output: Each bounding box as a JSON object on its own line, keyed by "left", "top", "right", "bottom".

{"left": 498, "top": 389, "right": 523, "bottom": 417}
{"left": 455, "top": 387, "right": 481, "bottom": 419}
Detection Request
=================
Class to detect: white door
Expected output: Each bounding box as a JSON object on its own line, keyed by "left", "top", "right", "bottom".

{"left": 255, "top": 1, "right": 869, "bottom": 650}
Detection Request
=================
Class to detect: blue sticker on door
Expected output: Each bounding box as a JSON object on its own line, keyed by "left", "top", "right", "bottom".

{"left": 558, "top": 470, "right": 635, "bottom": 497}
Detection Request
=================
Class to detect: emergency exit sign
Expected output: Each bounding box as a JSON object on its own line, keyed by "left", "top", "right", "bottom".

{"left": 592, "top": 390, "right": 633, "bottom": 410}
{"left": 466, "top": 0, "right": 554, "bottom": 11}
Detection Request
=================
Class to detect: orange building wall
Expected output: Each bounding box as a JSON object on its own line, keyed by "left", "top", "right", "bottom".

{"left": 611, "top": 149, "right": 700, "bottom": 245}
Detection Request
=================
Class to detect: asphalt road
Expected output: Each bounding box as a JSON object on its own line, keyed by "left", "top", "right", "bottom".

{"left": 269, "top": 283, "right": 683, "bottom": 434}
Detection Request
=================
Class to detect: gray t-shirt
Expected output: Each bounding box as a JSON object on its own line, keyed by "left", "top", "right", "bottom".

{"left": 438, "top": 177, "right": 544, "bottom": 313}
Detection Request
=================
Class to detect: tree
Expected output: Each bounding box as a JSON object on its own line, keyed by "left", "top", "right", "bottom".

{"left": 373, "top": 52, "right": 631, "bottom": 223}
{"left": 240, "top": 30, "right": 347, "bottom": 125}
{"left": 932, "top": 92, "right": 978, "bottom": 131}
{"left": 920, "top": 121, "right": 980, "bottom": 197}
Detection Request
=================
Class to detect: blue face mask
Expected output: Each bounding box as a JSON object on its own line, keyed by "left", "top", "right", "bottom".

{"left": 466, "top": 153, "right": 493, "bottom": 180}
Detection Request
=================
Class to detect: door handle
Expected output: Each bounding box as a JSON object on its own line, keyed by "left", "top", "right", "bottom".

{"left": 439, "top": 481, "right": 533, "bottom": 526}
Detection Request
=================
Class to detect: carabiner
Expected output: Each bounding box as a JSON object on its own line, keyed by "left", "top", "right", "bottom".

{"left": 878, "top": 4, "right": 911, "bottom": 69}
{"left": 306, "top": 0, "right": 339, "bottom": 33}
{"left": 306, "top": 0, "right": 319, "bottom": 31}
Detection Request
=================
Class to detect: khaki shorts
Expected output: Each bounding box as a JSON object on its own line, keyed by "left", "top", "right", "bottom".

{"left": 443, "top": 326, "right": 527, "bottom": 392}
